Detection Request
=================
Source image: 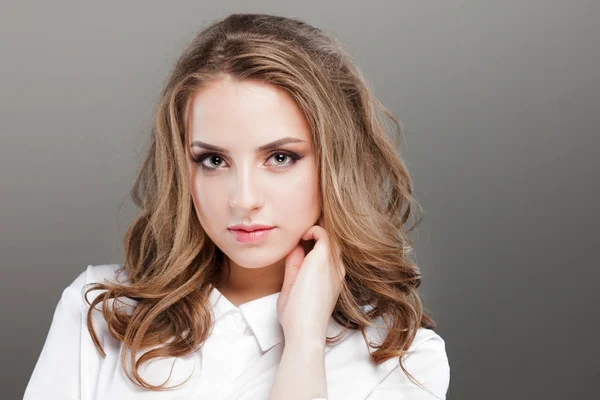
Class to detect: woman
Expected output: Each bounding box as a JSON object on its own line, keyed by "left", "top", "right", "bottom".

{"left": 24, "top": 13, "right": 450, "bottom": 400}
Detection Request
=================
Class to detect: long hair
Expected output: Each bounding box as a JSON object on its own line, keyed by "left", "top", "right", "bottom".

{"left": 84, "top": 13, "right": 436, "bottom": 394}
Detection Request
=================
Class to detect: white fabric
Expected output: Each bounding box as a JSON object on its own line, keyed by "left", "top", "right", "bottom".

{"left": 24, "top": 264, "right": 450, "bottom": 399}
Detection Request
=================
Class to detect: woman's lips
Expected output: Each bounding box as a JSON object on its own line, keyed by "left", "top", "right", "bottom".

{"left": 228, "top": 227, "right": 275, "bottom": 243}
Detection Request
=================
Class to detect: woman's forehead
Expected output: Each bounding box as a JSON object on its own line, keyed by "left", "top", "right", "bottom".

{"left": 188, "top": 79, "right": 311, "bottom": 148}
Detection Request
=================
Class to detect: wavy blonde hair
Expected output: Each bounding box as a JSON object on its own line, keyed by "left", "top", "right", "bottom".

{"left": 84, "top": 13, "right": 438, "bottom": 396}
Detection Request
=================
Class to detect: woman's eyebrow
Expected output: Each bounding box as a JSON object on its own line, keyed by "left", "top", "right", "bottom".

{"left": 190, "top": 137, "right": 306, "bottom": 154}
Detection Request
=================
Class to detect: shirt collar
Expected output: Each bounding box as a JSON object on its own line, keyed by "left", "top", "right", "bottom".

{"left": 208, "top": 286, "right": 349, "bottom": 353}
{"left": 208, "top": 286, "right": 284, "bottom": 352}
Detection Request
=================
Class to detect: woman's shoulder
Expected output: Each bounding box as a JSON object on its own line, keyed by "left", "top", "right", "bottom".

{"left": 60, "top": 263, "right": 131, "bottom": 334}
{"left": 70, "top": 264, "right": 133, "bottom": 353}
{"left": 364, "top": 314, "right": 449, "bottom": 367}
{"left": 362, "top": 317, "right": 450, "bottom": 398}
{"left": 57, "top": 263, "right": 124, "bottom": 306}
{"left": 63, "top": 263, "right": 126, "bottom": 299}
{"left": 76, "top": 263, "right": 126, "bottom": 287}
{"left": 362, "top": 308, "right": 447, "bottom": 352}
{"left": 409, "top": 325, "right": 447, "bottom": 353}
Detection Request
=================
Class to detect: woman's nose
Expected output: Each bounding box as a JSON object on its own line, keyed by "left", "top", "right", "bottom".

{"left": 229, "top": 167, "right": 262, "bottom": 211}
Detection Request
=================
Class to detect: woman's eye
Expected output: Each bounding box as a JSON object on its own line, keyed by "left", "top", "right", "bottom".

{"left": 267, "top": 152, "right": 294, "bottom": 167}
{"left": 202, "top": 155, "right": 226, "bottom": 170}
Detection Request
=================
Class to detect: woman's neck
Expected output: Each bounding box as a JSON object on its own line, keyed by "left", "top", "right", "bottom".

{"left": 215, "top": 256, "right": 285, "bottom": 306}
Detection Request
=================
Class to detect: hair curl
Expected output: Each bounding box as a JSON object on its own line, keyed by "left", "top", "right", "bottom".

{"left": 84, "top": 12, "right": 437, "bottom": 396}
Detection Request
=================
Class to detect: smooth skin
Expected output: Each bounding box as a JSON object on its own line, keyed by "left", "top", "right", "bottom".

{"left": 187, "top": 76, "right": 322, "bottom": 305}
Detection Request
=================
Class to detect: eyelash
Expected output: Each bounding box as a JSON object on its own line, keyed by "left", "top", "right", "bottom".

{"left": 191, "top": 151, "right": 303, "bottom": 172}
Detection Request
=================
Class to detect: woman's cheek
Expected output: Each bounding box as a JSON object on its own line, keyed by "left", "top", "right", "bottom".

{"left": 281, "top": 182, "right": 320, "bottom": 231}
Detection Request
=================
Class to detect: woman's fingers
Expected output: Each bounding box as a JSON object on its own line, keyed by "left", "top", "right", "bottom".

{"left": 300, "top": 224, "right": 345, "bottom": 282}
{"left": 282, "top": 244, "right": 305, "bottom": 292}
{"left": 301, "top": 224, "right": 326, "bottom": 242}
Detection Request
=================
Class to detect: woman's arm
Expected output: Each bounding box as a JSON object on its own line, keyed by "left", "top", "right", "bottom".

{"left": 268, "top": 335, "right": 327, "bottom": 400}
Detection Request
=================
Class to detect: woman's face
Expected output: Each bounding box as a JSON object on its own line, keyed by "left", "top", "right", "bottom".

{"left": 186, "top": 76, "right": 321, "bottom": 270}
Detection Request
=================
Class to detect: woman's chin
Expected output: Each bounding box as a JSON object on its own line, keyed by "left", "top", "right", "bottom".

{"left": 225, "top": 251, "right": 286, "bottom": 270}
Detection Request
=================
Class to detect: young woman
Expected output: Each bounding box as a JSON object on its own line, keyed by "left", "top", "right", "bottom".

{"left": 24, "top": 13, "right": 450, "bottom": 400}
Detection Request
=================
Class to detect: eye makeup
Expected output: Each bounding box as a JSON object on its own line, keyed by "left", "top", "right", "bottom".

{"left": 190, "top": 150, "right": 304, "bottom": 172}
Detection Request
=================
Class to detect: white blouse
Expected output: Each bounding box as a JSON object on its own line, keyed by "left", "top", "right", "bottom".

{"left": 24, "top": 264, "right": 450, "bottom": 400}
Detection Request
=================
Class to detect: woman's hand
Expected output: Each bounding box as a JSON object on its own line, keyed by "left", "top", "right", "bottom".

{"left": 277, "top": 217, "right": 346, "bottom": 344}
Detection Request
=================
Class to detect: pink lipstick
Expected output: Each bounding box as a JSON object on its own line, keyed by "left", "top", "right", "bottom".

{"left": 227, "top": 224, "right": 275, "bottom": 243}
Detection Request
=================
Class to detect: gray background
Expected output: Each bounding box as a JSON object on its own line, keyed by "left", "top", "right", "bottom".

{"left": 1, "top": 1, "right": 598, "bottom": 399}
